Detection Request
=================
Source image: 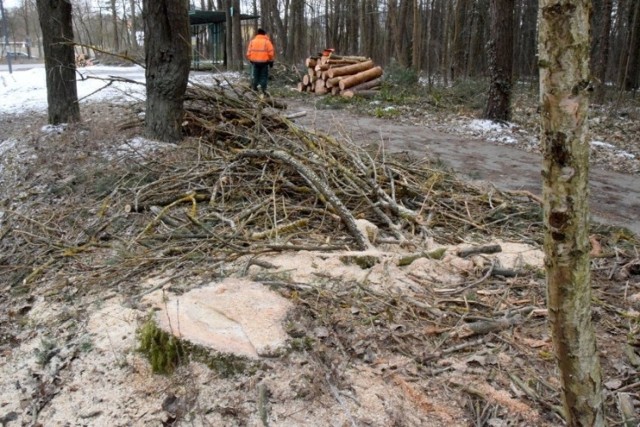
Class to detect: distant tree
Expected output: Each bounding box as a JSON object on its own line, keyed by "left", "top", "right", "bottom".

{"left": 142, "top": 0, "right": 190, "bottom": 143}
{"left": 232, "top": 0, "right": 243, "bottom": 70}
{"left": 538, "top": 0, "right": 605, "bottom": 425}
{"left": 110, "top": 0, "right": 119, "bottom": 52}
{"left": 592, "top": 0, "right": 613, "bottom": 102}
{"left": 483, "top": 0, "right": 514, "bottom": 121}
{"left": 35, "top": 0, "right": 80, "bottom": 124}
{"left": 623, "top": 0, "right": 640, "bottom": 91}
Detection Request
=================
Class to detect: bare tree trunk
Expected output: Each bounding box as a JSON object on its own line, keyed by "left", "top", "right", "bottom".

{"left": 110, "top": 0, "right": 119, "bottom": 52}
{"left": 441, "top": 0, "right": 450, "bottom": 85}
{"left": 232, "top": 0, "right": 243, "bottom": 70}
{"left": 35, "top": 0, "right": 80, "bottom": 125}
{"left": 483, "top": 0, "right": 513, "bottom": 121}
{"left": 538, "top": 1, "right": 605, "bottom": 425}
{"left": 411, "top": 0, "right": 421, "bottom": 71}
{"left": 593, "top": 0, "right": 612, "bottom": 103}
{"left": 451, "top": 0, "right": 470, "bottom": 80}
{"left": 225, "top": 0, "right": 232, "bottom": 67}
{"left": 20, "top": 0, "right": 32, "bottom": 58}
{"left": 623, "top": 0, "right": 640, "bottom": 90}
{"left": 130, "top": 0, "right": 139, "bottom": 49}
{"left": 143, "top": 0, "right": 190, "bottom": 142}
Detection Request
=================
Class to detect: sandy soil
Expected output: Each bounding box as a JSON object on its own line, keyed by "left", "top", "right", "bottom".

{"left": 1, "top": 98, "right": 639, "bottom": 427}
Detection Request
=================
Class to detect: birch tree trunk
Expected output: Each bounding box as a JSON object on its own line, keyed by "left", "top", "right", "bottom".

{"left": 538, "top": 1, "right": 605, "bottom": 425}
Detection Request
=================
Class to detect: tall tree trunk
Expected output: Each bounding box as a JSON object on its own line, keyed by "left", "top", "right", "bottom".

{"left": 232, "top": 0, "right": 243, "bottom": 70}
{"left": 483, "top": 0, "right": 513, "bottom": 121}
{"left": 21, "top": 0, "right": 32, "bottom": 58}
{"left": 593, "top": 0, "right": 612, "bottom": 102}
{"left": 425, "top": 0, "right": 433, "bottom": 85}
{"left": 441, "top": 0, "right": 451, "bottom": 85}
{"left": 538, "top": 1, "right": 606, "bottom": 425}
{"left": 143, "top": 0, "right": 190, "bottom": 142}
{"left": 615, "top": 0, "right": 631, "bottom": 88}
{"left": 35, "top": 0, "right": 80, "bottom": 125}
{"left": 225, "top": 0, "right": 232, "bottom": 67}
{"left": 411, "top": 0, "right": 421, "bottom": 71}
{"left": 130, "top": 0, "right": 139, "bottom": 49}
{"left": 110, "top": 0, "right": 119, "bottom": 52}
{"left": 623, "top": 0, "right": 640, "bottom": 90}
{"left": 451, "top": 0, "right": 470, "bottom": 80}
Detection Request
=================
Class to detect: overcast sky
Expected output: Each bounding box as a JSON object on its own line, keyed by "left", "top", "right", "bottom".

{"left": 1, "top": 0, "right": 20, "bottom": 10}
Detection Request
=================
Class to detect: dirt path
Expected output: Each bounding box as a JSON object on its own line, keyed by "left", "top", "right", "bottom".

{"left": 287, "top": 101, "right": 640, "bottom": 235}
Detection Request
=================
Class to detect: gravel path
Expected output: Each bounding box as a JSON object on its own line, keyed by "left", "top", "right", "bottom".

{"left": 287, "top": 100, "right": 640, "bottom": 235}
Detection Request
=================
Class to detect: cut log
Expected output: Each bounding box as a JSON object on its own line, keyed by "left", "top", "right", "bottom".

{"left": 326, "top": 77, "right": 342, "bottom": 88}
{"left": 341, "top": 89, "right": 379, "bottom": 99}
{"left": 338, "top": 66, "right": 383, "bottom": 91}
{"left": 305, "top": 57, "right": 317, "bottom": 68}
{"left": 314, "top": 79, "right": 328, "bottom": 95}
{"left": 296, "top": 82, "right": 306, "bottom": 92}
{"left": 327, "top": 54, "right": 369, "bottom": 62}
{"left": 347, "top": 77, "right": 382, "bottom": 92}
{"left": 302, "top": 74, "right": 317, "bottom": 86}
{"left": 331, "top": 87, "right": 341, "bottom": 96}
{"left": 325, "top": 59, "right": 364, "bottom": 65}
{"left": 327, "top": 60, "right": 374, "bottom": 79}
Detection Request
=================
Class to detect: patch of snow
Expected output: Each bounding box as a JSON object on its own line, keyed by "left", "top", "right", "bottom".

{"left": 189, "top": 71, "right": 243, "bottom": 87}
{"left": 591, "top": 140, "right": 615, "bottom": 149}
{"left": 591, "top": 140, "right": 636, "bottom": 159}
{"left": 616, "top": 151, "right": 636, "bottom": 159}
{"left": 0, "top": 66, "right": 146, "bottom": 115}
{"left": 41, "top": 124, "right": 67, "bottom": 134}
{"left": 0, "top": 138, "right": 18, "bottom": 156}
{"left": 467, "top": 119, "right": 513, "bottom": 133}
{"left": 489, "top": 135, "right": 518, "bottom": 144}
{"left": 105, "top": 136, "right": 172, "bottom": 161}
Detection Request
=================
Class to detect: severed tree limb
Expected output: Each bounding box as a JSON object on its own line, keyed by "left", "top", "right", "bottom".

{"left": 238, "top": 149, "right": 369, "bottom": 250}
{"left": 457, "top": 244, "right": 502, "bottom": 258}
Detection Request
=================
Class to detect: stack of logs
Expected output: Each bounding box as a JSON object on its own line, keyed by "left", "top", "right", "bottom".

{"left": 297, "top": 52, "right": 383, "bottom": 98}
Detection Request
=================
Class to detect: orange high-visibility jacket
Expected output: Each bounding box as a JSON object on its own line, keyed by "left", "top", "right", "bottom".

{"left": 246, "top": 34, "right": 275, "bottom": 63}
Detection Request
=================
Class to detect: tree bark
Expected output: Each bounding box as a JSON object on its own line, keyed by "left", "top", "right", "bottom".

{"left": 110, "top": 0, "right": 119, "bottom": 52}
{"left": 143, "top": 0, "right": 191, "bottom": 142}
{"left": 623, "top": 0, "right": 640, "bottom": 90}
{"left": 35, "top": 0, "right": 80, "bottom": 125}
{"left": 483, "top": 0, "right": 514, "bottom": 121}
{"left": 130, "top": 0, "right": 139, "bottom": 49}
{"left": 592, "top": 0, "right": 612, "bottom": 103}
{"left": 538, "top": 1, "right": 605, "bottom": 425}
{"left": 338, "top": 66, "right": 383, "bottom": 90}
{"left": 326, "top": 59, "right": 374, "bottom": 78}
{"left": 232, "top": 0, "right": 243, "bottom": 70}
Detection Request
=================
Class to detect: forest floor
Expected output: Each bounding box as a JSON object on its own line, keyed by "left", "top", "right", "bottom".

{"left": 0, "top": 75, "right": 639, "bottom": 426}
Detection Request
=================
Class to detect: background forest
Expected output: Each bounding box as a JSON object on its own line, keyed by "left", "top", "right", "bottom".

{"left": 2, "top": 0, "right": 640, "bottom": 101}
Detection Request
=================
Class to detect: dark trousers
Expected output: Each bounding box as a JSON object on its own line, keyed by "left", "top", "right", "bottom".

{"left": 251, "top": 62, "right": 269, "bottom": 93}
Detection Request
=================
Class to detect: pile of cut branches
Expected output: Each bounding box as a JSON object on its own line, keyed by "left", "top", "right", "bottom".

{"left": 1, "top": 81, "right": 543, "bottom": 291}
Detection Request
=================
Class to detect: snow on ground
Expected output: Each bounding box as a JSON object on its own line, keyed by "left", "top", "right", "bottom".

{"left": 0, "top": 65, "right": 243, "bottom": 116}
{"left": 1, "top": 65, "right": 635, "bottom": 167}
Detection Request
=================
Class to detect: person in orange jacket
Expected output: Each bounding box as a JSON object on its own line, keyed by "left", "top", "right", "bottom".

{"left": 246, "top": 28, "right": 275, "bottom": 95}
